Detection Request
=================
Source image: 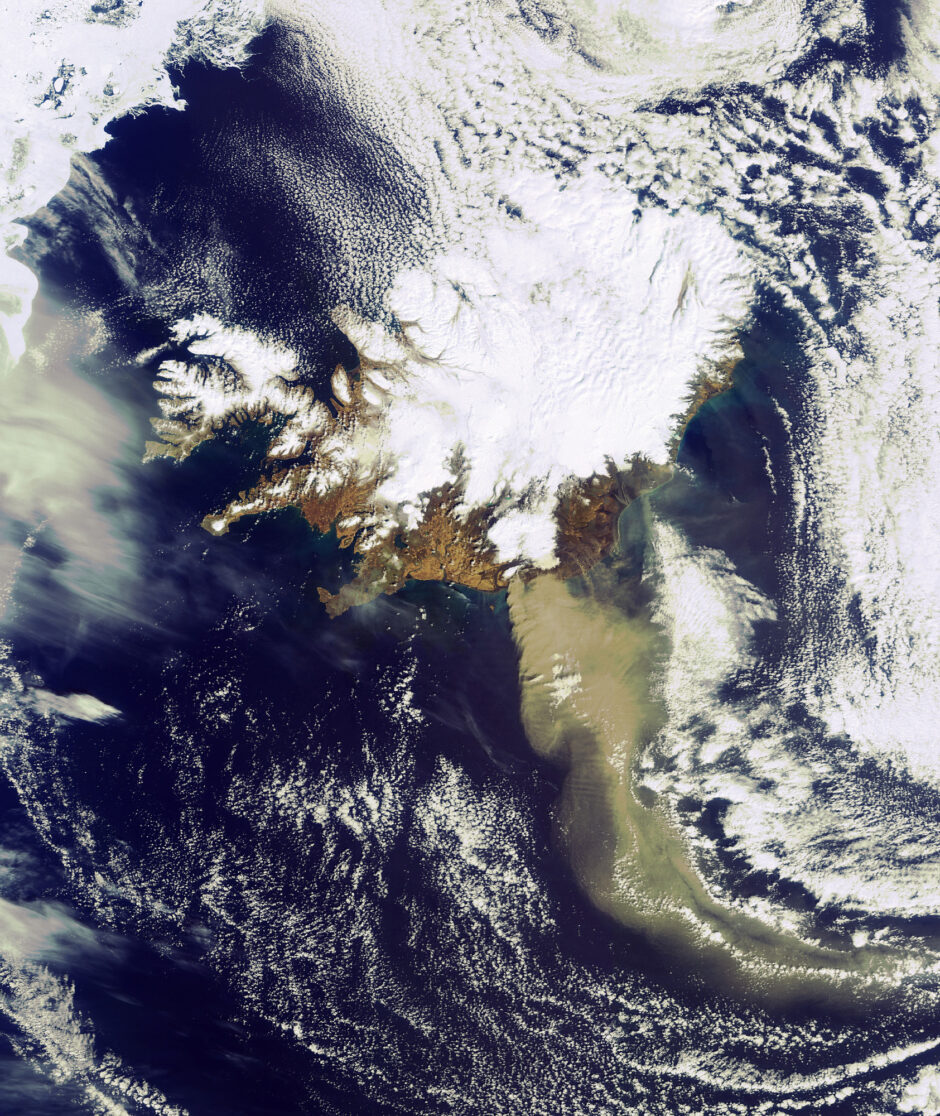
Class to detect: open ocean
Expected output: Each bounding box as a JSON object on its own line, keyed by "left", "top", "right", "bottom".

{"left": 3, "top": 10, "right": 940, "bottom": 1113}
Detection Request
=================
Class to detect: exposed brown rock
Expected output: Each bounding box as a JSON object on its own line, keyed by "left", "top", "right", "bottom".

{"left": 300, "top": 475, "right": 379, "bottom": 548}
{"left": 193, "top": 339, "right": 736, "bottom": 616}
{"left": 552, "top": 455, "right": 673, "bottom": 581}
{"left": 197, "top": 360, "right": 388, "bottom": 537}
{"left": 670, "top": 347, "right": 743, "bottom": 455}
{"left": 317, "top": 480, "right": 512, "bottom": 617}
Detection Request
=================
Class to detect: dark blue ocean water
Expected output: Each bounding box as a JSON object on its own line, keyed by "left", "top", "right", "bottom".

{"left": 5, "top": 289, "right": 931, "bottom": 1113}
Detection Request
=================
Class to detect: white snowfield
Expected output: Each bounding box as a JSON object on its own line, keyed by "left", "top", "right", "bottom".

{"left": 155, "top": 190, "right": 749, "bottom": 569}
{"left": 333, "top": 192, "right": 750, "bottom": 566}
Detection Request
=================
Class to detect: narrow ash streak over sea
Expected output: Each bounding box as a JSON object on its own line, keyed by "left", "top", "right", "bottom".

{"left": 3, "top": 0, "right": 940, "bottom": 1111}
